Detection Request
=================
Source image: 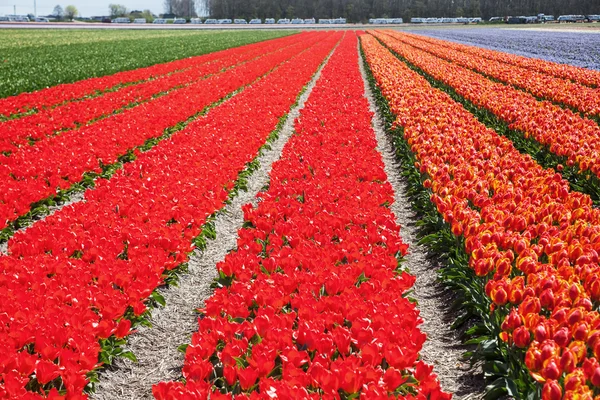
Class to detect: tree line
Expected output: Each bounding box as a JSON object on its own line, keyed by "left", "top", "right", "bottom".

{"left": 199, "top": 0, "right": 599, "bottom": 21}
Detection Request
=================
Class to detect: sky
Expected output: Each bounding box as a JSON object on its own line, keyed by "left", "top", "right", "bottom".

{"left": 0, "top": 0, "right": 168, "bottom": 17}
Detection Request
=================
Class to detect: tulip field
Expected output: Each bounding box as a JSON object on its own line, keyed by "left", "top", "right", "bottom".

{"left": 1, "top": 27, "right": 600, "bottom": 400}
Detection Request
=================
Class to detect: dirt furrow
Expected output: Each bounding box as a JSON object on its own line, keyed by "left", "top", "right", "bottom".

{"left": 358, "top": 41, "right": 485, "bottom": 399}
{"left": 91, "top": 47, "right": 335, "bottom": 400}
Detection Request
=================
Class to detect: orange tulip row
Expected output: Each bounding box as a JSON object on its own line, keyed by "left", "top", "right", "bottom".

{"left": 371, "top": 30, "right": 600, "bottom": 182}
{"left": 388, "top": 31, "right": 600, "bottom": 118}
{"left": 396, "top": 30, "right": 600, "bottom": 89}
{"left": 361, "top": 32, "right": 600, "bottom": 400}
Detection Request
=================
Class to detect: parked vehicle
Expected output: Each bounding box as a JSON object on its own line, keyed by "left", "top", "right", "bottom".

{"left": 318, "top": 19, "right": 332, "bottom": 24}
{"left": 218, "top": 19, "right": 232, "bottom": 24}
{"left": 558, "top": 15, "right": 585, "bottom": 22}
{"left": 35, "top": 17, "right": 50, "bottom": 22}
{"left": 410, "top": 17, "right": 424, "bottom": 23}
{"left": 173, "top": 18, "right": 186, "bottom": 24}
{"left": 538, "top": 14, "right": 555, "bottom": 22}
{"left": 277, "top": 18, "right": 290, "bottom": 24}
{"left": 153, "top": 18, "right": 167, "bottom": 24}
{"left": 304, "top": 18, "right": 315, "bottom": 24}
{"left": 489, "top": 16, "right": 503, "bottom": 22}
{"left": 249, "top": 18, "right": 261, "bottom": 24}
{"left": 133, "top": 18, "right": 146, "bottom": 23}
{"left": 111, "top": 17, "right": 130, "bottom": 23}
{"left": 190, "top": 18, "right": 202, "bottom": 24}
{"left": 291, "top": 18, "right": 304, "bottom": 24}
{"left": 234, "top": 19, "right": 247, "bottom": 24}
{"left": 586, "top": 15, "right": 600, "bottom": 21}
{"left": 204, "top": 18, "right": 217, "bottom": 24}
{"left": 265, "top": 18, "right": 275, "bottom": 24}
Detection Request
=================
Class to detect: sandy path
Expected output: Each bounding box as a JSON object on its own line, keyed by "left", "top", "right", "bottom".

{"left": 358, "top": 41, "right": 485, "bottom": 399}
{"left": 91, "top": 45, "right": 335, "bottom": 400}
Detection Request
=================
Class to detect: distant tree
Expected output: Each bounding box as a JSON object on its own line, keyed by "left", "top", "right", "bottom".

{"left": 200, "top": 0, "right": 600, "bottom": 22}
{"left": 64, "top": 5, "right": 78, "bottom": 20}
{"left": 164, "top": 0, "right": 197, "bottom": 17}
{"left": 52, "top": 5, "right": 64, "bottom": 20}
{"left": 109, "top": 4, "right": 129, "bottom": 17}
{"left": 164, "top": 0, "right": 173, "bottom": 14}
{"left": 141, "top": 9, "right": 155, "bottom": 21}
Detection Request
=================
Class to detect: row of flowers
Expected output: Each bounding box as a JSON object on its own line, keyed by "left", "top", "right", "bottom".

{"left": 0, "top": 32, "right": 327, "bottom": 232}
{"left": 372, "top": 31, "right": 600, "bottom": 183}
{"left": 0, "top": 33, "right": 341, "bottom": 399}
{"left": 406, "top": 31, "right": 600, "bottom": 89}
{"left": 362, "top": 33, "right": 600, "bottom": 399}
{"left": 0, "top": 33, "right": 314, "bottom": 154}
{"left": 153, "top": 32, "right": 449, "bottom": 400}
{"left": 0, "top": 34, "right": 300, "bottom": 118}
{"left": 393, "top": 31, "right": 600, "bottom": 118}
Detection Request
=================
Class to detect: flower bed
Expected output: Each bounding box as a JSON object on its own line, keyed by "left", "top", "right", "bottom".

{"left": 362, "top": 32, "right": 600, "bottom": 400}
{"left": 0, "top": 33, "right": 315, "bottom": 154}
{"left": 0, "top": 33, "right": 340, "bottom": 400}
{"left": 391, "top": 31, "right": 600, "bottom": 118}
{"left": 412, "top": 28, "right": 600, "bottom": 85}
{"left": 0, "top": 33, "right": 301, "bottom": 118}
{"left": 154, "top": 32, "right": 449, "bottom": 400}
{"left": 371, "top": 31, "right": 600, "bottom": 195}
{"left": 0, "top": 32, "right": 326, "bottom": 233}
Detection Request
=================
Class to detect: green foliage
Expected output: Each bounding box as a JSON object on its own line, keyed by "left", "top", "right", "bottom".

{"left": 0, "top": 29, "right": 296, "bottom": 98}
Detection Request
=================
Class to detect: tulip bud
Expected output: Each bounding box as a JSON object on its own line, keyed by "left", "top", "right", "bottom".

{"left": 582, "top": 357, "right": 599, "bottom": 380}
{"left": 535, "top": 324, "right": 549, "bottom": 342}
{"left": 540, "top": 289, "right": 556, "bottom": 310}
{"left": 568, "top": 308, "right": 584, "bottom": 326}
{"left": 573, "top": 323, "right": 589, "bottom": 342}
{"left": 514, "top": 326, "right": 531, "bottom": 349}
{"left": 543, "top": 359, "right": 561, "bottom": 381}
{"left": 541, "top": 341, "right": 560, "bottom": 361}
{"left": 525, "top": 346, "right": 543, "bottom": 371}
{"left": 569, "top": 284, "right": 580, "bottom": 301}
{"left": 493, "top": 287, "right": 508, "bottom": 306}
{"left": 592, "top": 367, "right": 600, "bottom": 387}
{"left": 564, "top": 369, "right": 586, "bottom": 391}
{"left": 542, "top": 380, "right": 562, "bottom": 400}
{"left": 552, "top": 307, "right": 567, "bottom": 324}
{"left": 553, "top": 327, "right": 570, "bottom": 348}
{"left": 560, "top": 349, "right": 577, "bottom": 374}
{"left": 502, "top": 309, "right": 522, "bottom": 332}
{"left": 494, "top": 257, "right": 509, "bottom": 275}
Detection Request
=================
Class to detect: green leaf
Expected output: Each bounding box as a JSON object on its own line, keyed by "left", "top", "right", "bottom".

{"left": 150, "top": 291, "right": 166, "bottom": 307}
{"left": 120, "top": 350, "right": 138, "bottom": 363}
{"left": 177, "top": 344, "right": 189, "bottom": 354}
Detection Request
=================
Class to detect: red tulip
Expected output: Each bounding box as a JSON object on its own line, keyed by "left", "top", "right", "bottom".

{"left": 514, "top": 326, "right": 531, "bottom": 349}
{"left": 542, "top": 380, "right": 562, "bottom": 400}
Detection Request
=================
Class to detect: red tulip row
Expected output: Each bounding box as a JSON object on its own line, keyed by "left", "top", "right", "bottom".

{"left": 0, "top": 33, "right": 314, "bottom": 154}
{"left": 0, "top": 32, "right": 327, "bottom": 232}
{"left": 371, "top": 31, "right": 600, "bottom": 181}
{"left": 0, "top": 33, "right": 298, "bottom": 118}
{"left": 390, "top": 31, "right": 600, "bottom": 118}
{"left": 362, "top": 33, "right": 600, "bottom": 399}
{"left": 404, "top": 31, "right": 600, "bottom": 88}
{"left": 153, "top": 33, "right": 449, "bottom": 400}
{"left": 0, "top": 32, "right": 341, "bottom": 400}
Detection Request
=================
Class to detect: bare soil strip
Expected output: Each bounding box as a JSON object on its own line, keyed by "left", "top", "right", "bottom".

{"left": 357, "top": 42, "right": 485, "bottom": 399}
{"left": 91, "top": 46, "right": 335, "bottom": 400}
